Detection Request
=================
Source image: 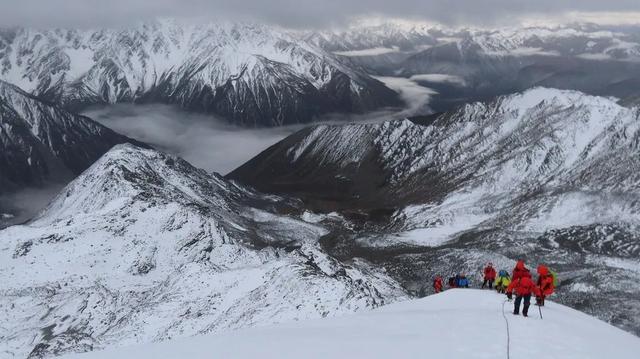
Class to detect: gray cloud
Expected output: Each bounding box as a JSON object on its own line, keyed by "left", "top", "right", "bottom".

{"left": 83, "top": 104, "right": 300, "bottom": 175}
{"left": 1, "top": 0, "right": 639, "bottom": 28}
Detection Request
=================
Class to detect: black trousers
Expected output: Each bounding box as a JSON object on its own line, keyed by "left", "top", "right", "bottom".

{"left": 514, "top": 295, "right": 531, "bottom": 315}
{"left": 482, "top": 278, "right": 493, "bottom": 289}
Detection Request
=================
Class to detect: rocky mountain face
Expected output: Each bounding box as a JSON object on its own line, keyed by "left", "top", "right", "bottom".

{"left": 0, "top": 144, "right": 408, "bottom": 358}
{"left": 0, "top": 20, "right": 400, "bottom": 127}
{"left": 0, "top": 80, "right": 142, "bottom": 193}
{"left": 229, "top": 88, "right": 640, "bottom": 335}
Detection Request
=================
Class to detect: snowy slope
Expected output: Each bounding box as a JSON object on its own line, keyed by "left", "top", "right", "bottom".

{"left": 0, "top": 144, "right": 408, "bottom": 358}
{"left": 0, "top": 79, "right": 142, "bottom": 192}
{"left": 0, "top": 19, "right": 399, "bottom": 126}
{"left": 229, "top": 88, "right": 640, "bottom": 335}
{"left": 63, "top": 289, "right": 640, "bottom": 359}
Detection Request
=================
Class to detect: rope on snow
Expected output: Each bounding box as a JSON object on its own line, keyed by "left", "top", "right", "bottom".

{"left": 501, "top": 299, "right": 511, "bottom": 359}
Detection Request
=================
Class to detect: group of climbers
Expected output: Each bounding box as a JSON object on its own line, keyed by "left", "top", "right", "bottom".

{"left": 505, "top": 260, "right": 557, "bottom": 316}
{"left": 442, "top": 273, "right": 470, "bottom": 289}
{"left": 432, "top": 260, "right": 557, "bottom": 318}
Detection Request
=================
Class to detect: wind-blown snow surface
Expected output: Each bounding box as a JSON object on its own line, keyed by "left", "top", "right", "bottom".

{"left": 0, "top": 144, "right": 407, "bottom": 358}
{"left": 229, "top": 88, "right": 640, "bottom": 334}
{"left": 63, "top": 289, "right": 640, "bottom": 359}
{"left": 0, "top": 19, "right": 398, "bottom": 126}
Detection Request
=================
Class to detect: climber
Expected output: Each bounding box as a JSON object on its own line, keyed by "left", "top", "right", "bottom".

{"left": 457, "top": 273, "right": 470, "bottom": 288}
{"left": 506, "top": 270, "right": 538, "bottom": 317}
{"left": 433, "top": 276, "right": 444, "bottom": 293}
{"left": 482, "top": 263, "right": 497, "bottom": 289}
{"left": 448, "top": 274, "right": 459, "bottom": 288}
{"left": 535, "top": 265, "right": 555, "bottom": 306}
{"left": 511, "top": 260, "right": 530, "bottom": 281}
{"left": 494, "top": 269, "right": 511, "bottom": 294}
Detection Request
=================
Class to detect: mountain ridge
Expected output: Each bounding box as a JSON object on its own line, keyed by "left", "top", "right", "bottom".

{"left": 0, "top": 143, "right": 408, "bottom": 358}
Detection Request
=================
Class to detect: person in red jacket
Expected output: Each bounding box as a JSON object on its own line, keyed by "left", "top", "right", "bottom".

{"left": 506, "top": 271, "right": 539, "bottom": 317}
{"left": 536, "top": 265, "right": 555, "bottom": 306}
{"left": 482, "top": 263, "right": 497, "bottom": 289}
{"left": 511, "top": 260, "right": 530, "bottom": 281}
{"left": 433, "top": 276, "right": 444, "bottom": 293}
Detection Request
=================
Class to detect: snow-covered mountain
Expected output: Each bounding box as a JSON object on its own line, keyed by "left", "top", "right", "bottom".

{"left": 62, "top": 289, "right": 640, "bottom": 359}
{"left": 0, "top": 144, "right": 407, "bottom": 358}
{"left": 305, "top": 22, "right": 640, "bottom": 109}
{"left": 0, "top": 19, "right": 400, "bottom": 127}
{"left": 0, "top": 80, "right": 142, "bottom": 193}
{"left": 229, "top": 88, "right": 640, "bottom": 335}
{"left": 308, "top": 22, "right": 640, "bottom": 61}
{"left": 304, "top": 21, "right": 437, "bottom": 53}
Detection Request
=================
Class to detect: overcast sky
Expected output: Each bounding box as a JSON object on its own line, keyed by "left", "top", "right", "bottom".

{"left": 1, "top": 0, "right": 639, "bottom": 29}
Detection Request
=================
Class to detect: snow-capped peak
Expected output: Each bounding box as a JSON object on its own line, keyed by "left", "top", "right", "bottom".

{"left": 35, "top": 143, "right": 234, "bottom": 223}
{"left": 0, "top": 143, "right": 408, "bottom": 357}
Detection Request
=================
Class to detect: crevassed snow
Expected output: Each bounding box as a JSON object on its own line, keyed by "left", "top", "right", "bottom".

{"left": 62, "top": 289, "right": 640, "bottom": 359}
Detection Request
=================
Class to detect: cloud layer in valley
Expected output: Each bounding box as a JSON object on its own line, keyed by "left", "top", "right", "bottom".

{"left": 83, "top": 105, "right": 301, "bottom": 176}
{"left": 82, "top": 76, "right": 434, "bottom": 175}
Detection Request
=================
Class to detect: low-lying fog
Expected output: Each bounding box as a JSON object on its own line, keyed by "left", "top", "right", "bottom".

{"left": 84, "top": 104, "right": 302, "bottom": 175}
{"left": 83, "top": 76, "right": 435, "bottom": 175}
{"left": 1, "top": 76, "right": 435, "bottom": 227}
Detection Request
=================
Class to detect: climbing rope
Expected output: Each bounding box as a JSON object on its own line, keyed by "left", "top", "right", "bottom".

{"left": 501, "top": 299, "right": 511, "bottom": 359}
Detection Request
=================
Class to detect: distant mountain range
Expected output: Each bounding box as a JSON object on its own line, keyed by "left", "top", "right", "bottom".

{"left": 306, "top": 22, "right": 640, "bottom": 110}
{"left": 0, "top": 19, "right": 400, "bottom": 127}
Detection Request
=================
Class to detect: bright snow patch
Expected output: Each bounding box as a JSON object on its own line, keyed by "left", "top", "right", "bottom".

{"left": 63, "top": 289, "right": 640, "bottom": 359}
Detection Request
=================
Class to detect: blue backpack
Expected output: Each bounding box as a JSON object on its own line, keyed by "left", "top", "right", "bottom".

{"left": 498, "top": 269, "right": 509, "bottom": 278}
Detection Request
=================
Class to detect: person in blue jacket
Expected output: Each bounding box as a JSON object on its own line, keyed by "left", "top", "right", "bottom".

{"left": 456, "top": 273, "right": 470, "bottom": 288}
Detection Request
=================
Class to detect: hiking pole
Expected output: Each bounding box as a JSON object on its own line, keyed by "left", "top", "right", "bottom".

{"left": 538, "top": 304, "right": 543, "bottom": 320}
